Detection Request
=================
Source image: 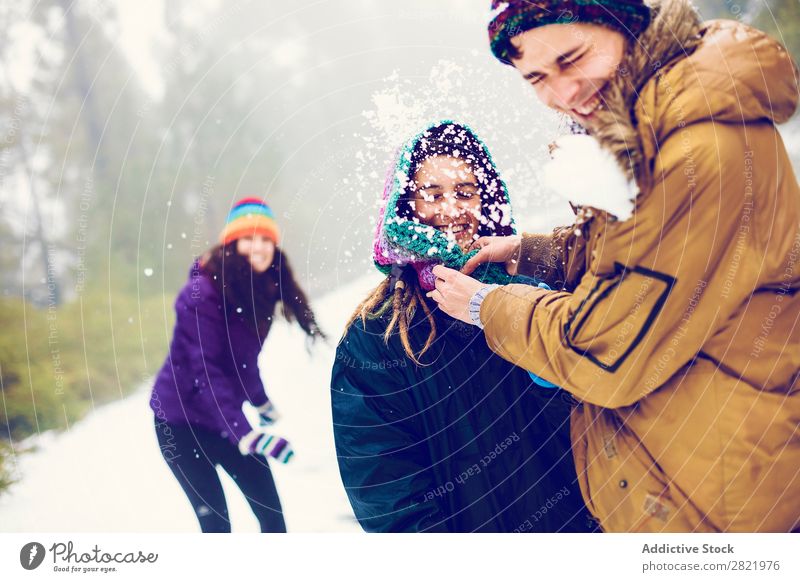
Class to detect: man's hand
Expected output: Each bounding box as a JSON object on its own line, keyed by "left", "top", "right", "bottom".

{"left": 462, "top": 235, "right": 522, "bottom": 276}
{"left": 426, "top": 265, "right": 485, "bottom": 324}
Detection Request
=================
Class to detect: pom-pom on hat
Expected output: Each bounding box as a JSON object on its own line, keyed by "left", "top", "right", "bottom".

{"left": 488, "top": 0, "right": 652, "bottom": 65}
{"left": 219, "top": 197, "right": 280, "bottom": 246}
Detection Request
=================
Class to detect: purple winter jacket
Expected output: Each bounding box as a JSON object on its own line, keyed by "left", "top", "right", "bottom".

{"left": 150, "top": 260, "right": 269, "bottom": 445}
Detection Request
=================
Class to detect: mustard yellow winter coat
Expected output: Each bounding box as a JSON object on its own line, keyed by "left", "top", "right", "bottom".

{"left": 482, "top": 0, "right": 800, "bottom": 532}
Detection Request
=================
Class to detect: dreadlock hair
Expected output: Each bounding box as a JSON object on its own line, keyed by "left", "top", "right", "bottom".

{"left": 344, "top": 265, "right": 436, "bottom": 366}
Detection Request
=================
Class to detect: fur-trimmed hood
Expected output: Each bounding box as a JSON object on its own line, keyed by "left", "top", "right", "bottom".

{"left": 592, "top": 0, "right": 799, "bottom": 190}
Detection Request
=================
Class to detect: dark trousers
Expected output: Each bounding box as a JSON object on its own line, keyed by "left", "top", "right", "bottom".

{"left": 154, "top": 416, "right": 286, "bottom": 532}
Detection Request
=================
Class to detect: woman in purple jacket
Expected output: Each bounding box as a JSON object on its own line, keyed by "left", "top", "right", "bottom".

{"left": 150, "top": 198, "right": 324, "bottom": 532}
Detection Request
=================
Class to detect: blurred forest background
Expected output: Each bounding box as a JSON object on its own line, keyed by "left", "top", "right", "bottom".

{"left": 1, "top": 0, "right": 798, "bottom": 492}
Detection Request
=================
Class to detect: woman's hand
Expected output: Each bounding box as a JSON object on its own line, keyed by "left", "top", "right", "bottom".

{"left": 461, "top": 235, "right": 522, "bottom": 276}
{"left": 239, "top": 429, "right": 294, "bottom": 463}
{"left": 256, "top": 400, "right": 281, "bottom": 426}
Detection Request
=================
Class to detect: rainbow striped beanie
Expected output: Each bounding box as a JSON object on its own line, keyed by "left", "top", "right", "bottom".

{"left": 219, "top": 197, "right": 280, "bottom": 246}
{"left": 488, "top": 0, "right": 652, "bottom": 65}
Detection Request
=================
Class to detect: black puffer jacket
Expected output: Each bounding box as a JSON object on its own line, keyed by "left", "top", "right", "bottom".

{"left": 331, "top": 298, "right": 597, "bottom": 532}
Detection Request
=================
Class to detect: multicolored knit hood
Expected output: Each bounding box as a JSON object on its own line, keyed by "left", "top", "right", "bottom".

{"left": 372, "top": 121, "right": 517, "bottom": 291}
{"left": 488, "top": 0, "right": 652, "bottom": 65}
{"left": 219, "top": 197, "right": 280, "bottom": 246}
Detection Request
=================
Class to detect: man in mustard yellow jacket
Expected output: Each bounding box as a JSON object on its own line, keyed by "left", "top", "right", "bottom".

{"left": 428, "top": 0, "right": 800, "bottom": 532}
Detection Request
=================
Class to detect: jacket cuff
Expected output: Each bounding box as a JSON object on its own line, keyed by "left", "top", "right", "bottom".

{"left": 238, "top": 430, "right": 260, "bottom": 455}
{"left": 517, "top": 232, "right": 566, "bottom": 287}
{"left": 468, "top": 284, "right": 501, "bottom": 328}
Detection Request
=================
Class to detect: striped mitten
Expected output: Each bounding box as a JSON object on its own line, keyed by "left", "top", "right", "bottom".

{"left": 238, "top": 430, "right": 294, "bottom": 464}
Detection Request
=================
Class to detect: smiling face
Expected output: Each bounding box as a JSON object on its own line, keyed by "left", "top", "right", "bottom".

{"left": 409, "top": 155, "right": 482, "bottom": 251}
{"left": 236, "top": 234, "right": 275, "bottom": 273}
{"left": 509, "top": 22, "right": 625, "bottom": 126}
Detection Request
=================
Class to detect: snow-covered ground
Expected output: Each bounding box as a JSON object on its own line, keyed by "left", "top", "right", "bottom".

{"left": 0, "top": 272, "right": 384, "bottom": 533}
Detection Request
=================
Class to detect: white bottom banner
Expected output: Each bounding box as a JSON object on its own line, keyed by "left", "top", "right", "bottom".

{"left": 1, "top": 533, "right": 797, "bottom": 581}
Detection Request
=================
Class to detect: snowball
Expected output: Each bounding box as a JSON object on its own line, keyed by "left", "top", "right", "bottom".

{"left": 540, "top": 134, "right": 636, "bottom": 221}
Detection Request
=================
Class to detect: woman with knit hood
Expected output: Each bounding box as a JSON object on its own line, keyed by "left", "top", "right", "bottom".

{"left": 150, "top": 198, "right": 324, "bottom": 532}
{"left": 428, "top": 0, "right": 800, "bottom": 532}
{"left": 330, "top": 121, "right": 597, "bottom": 533}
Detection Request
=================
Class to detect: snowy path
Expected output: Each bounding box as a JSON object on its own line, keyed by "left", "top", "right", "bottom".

{"left": 0, "top": 273, "right": 384, "bottom": 532}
